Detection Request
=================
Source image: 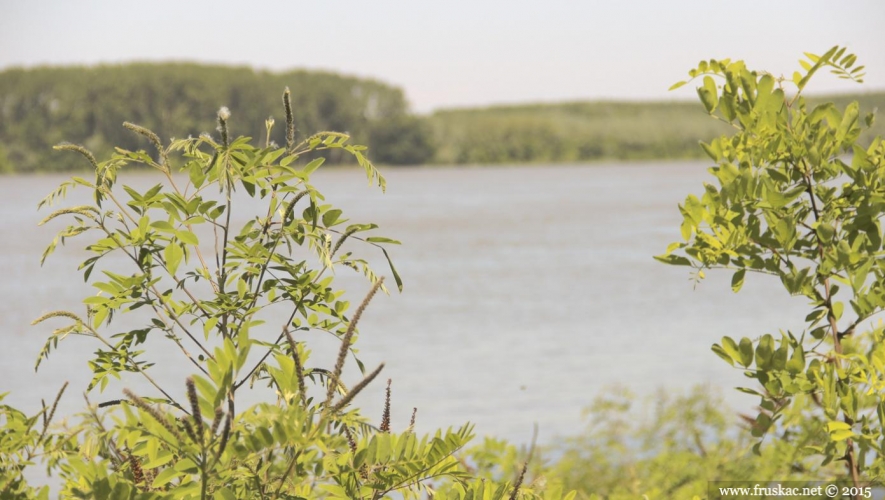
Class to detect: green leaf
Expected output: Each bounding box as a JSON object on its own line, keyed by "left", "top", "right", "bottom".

{"left": 697, "top": 77, "right": 718, "bottom": 113}
{"left": 381, "top": 248, "right": 403, "bottom": 292}
{"left": 322, "top": 209, "right": 343, "bottom": 227}
{"left": 703, "top": 76, "right": 718, "bottom": 103}
{"left": 366, "top": 236, "right": 401, "bottom": 245}
{"left": 204, "top": 317, "right": 219, "bottom": 340}
{"left": 755, "top": 335, "right": 774, "bottom": 370}
{"left": 831, "top": 301, "right": 844, "bottom": 320}
{"left": 679, "top": 220, "right": 692, "bottom": 241}
{"left": 165, "top": 242, "right": 183, "bottom": 275}
{"left": 137, "top": 216, "right": 150, "bottom": 236}
{"left": 752, "top": 442, "right": 762, "bottom": 456}
{"left": 682, "top": 195, "right": 704, "bottom": 224}
{"left": 92, "top": 306, "right": 109, "bottom": 329}
{"left": 798, "top": 46, "right": 839, "bottom": 91}
{"left": 711, "top": 344, "right": 734, "bottom": 366}
{"left": 83, "top": 296, "right": 109, "bottom": 305}
{"left": 827, "top": 421, "right": 854, "bottom": 441}
{"left": 215, "top": 488, "right": 238, "bottom": 500}
{"left": 720, "top": 336, "right": 741, "bottom": 363}
{"left": 151, "top": 467, "right": 181, "bottom": 488}
{"left": 345, "top": 223, "right": 379, "bottom": 233}
{"left": 878, "top": 402, "right": 885, "bottom": 430}
{"left": 669, "top": 80, "right": 688, "bottom": 91}
{"left": 151, "top": 220, "right": 176, "bottom": 232}
{"left": 699, "top": 141, "right": 718, "bottom": 161}
{"left": 786, "top": 345, "right": 805, "bottom": 374}
{"left": 815, "top": 223, "right": 835, "bottom": 243}
{"left": 143, "top": 450, "right": 174, "bottom": 469}
{"left": 731, "top": 269, "right": 746, "bottom": 293}
{"left": 804, "top": 307, "right": 827, "bottom": 325}
{"left": 653, "top": 254, "right": 692, "bottom": 266}
{"left": 738, "top": 337, "right": 754, "bottom": 368}
{"left": 736, "top": 387, "right": 762, "bottom": 396}
{"left": 302, "top": 158, "right": 325, "bottom": 176}
{"left": 751, "top": 413, "right": 771, "bottom": 437}
{"left": 176, "top": 230, "right": 199, "bottom": 246}
{"left": 189, "top": 160, "right": 206, "bottom": 188}
{"left": 241, "top": 180, "right": 256, "bottom": 197}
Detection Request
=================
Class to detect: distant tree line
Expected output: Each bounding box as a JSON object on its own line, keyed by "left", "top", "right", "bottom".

{"left": 427, "top": 93, "right": 885, "bottom": 165}
{"left": 1, "top": 62, "right": 882, "bottom": 172}
{"left": 0, "top": 63, "right": 435, "bottom": 172}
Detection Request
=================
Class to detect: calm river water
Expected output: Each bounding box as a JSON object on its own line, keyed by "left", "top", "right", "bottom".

{"left": 0, "top": 161, "right": 812, "bottom": 445}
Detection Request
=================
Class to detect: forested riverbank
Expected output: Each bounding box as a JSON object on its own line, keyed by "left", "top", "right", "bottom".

{"left": 428, "top": 92, "right": 885, "bottom": 164}
{"left": 0, "top": 63, "right": 434, "bottom": 172}
{"left": 0, "top": 63, "right": 883, "bottom": 172}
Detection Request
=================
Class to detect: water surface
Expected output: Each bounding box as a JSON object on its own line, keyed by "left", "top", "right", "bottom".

{"left": 0, "top": 161, "right": 812, "bottom": 445}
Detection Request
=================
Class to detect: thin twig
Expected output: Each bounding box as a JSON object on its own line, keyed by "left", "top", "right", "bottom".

{"left": 325, "top": 278, "right": 384, "bottom": 408}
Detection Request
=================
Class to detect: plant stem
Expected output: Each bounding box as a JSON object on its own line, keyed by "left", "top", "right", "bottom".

{"left": 802, "top": 163, "right": 860, "bottom": 491}
{"left": 87, "top": 323, "right": 185, "bottom": 412}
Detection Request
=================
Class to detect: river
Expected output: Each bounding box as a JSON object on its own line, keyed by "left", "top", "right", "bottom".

{"left": 0, "top": 161, "right": 812, "bottom": 446}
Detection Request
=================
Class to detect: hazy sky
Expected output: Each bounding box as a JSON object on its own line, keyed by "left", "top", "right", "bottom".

{"left": 2, "top": 1, "right": 884, "bottom": 112}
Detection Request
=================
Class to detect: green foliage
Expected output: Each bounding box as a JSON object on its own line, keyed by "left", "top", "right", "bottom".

{"left": 550, "top": 389, "right": 844, "bottom": 499}
{"left": 3, "top": 63, "right": 881, "bottom": 172}
{"left": 0, "top": 63, "right": 435, "bottom": 172}
{"left": 369, "top": 116, "right": 437, "bottom": 166}
{"left": 658, "top": 47, "right": 885, "bottom": 485}
{"left": 458, "top": 388, "right": 845, "bottom": 500}
{"left": 0, "top": 91, "right": 564, "bottom": 499}
{"left": 430, "top": 101, "right": 733, "bottom": 164}
{"left": 0, "top": 388, "right": 71, "bottom": 499}
{"left": 429, "top": 93, "right": 885, "bottom": 166}
{"left": 0, "top": 142, "right": 12, "bottom": 173}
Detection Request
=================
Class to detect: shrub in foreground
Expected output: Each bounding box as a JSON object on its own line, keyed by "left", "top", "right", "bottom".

{"left": 1, "top": 90, "right": 571, "bottom": 499}
{"left": 658, "top": 46, "right": 885, "bottom": 490}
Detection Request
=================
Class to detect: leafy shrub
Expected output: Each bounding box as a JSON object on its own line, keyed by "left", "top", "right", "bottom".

{"left": 458, "top": 387, "right": 848, "bottom": 500}
{"left": 658, "top": 47, "right": 885, "bottom": 487}
{"left": 1, "top": 90, "right": 572, "bottom": 499}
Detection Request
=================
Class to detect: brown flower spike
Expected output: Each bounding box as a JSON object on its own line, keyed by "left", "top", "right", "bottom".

{"left": 380, "top": 379, "right": 391, "bottom": 433}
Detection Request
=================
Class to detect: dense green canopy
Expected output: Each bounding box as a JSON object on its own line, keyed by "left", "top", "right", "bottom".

{"left": 428, "top": 93, "right": 885, "bottom": 165}
{"left": 0, "top": 62, "right": 882, "bottom": 172}
{"left": 0, "top": 63, "right": 433, "bottom": 172}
